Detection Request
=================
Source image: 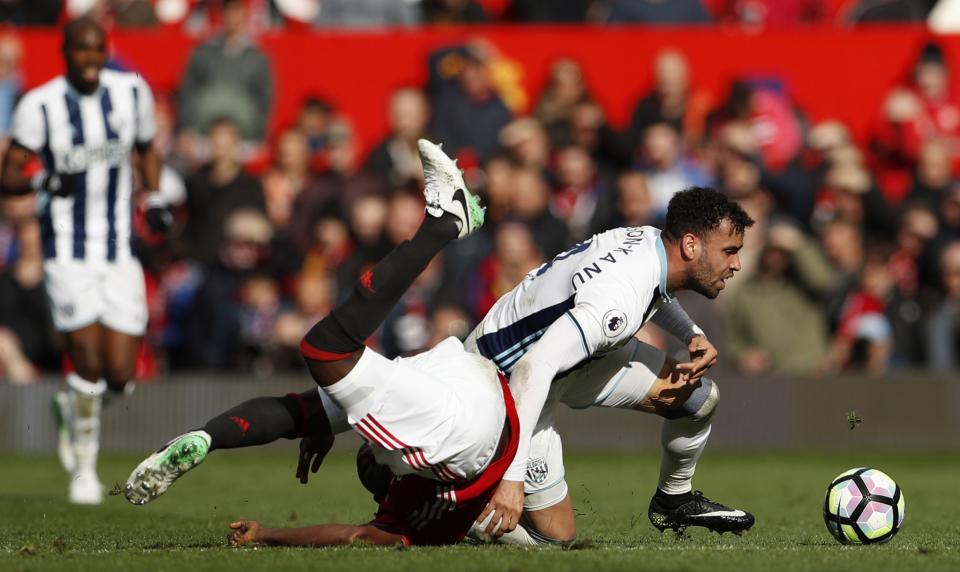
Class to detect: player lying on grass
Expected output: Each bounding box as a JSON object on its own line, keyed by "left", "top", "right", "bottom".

{"left": 355, "top": 187, "right": 758, "bottom": 545}
{"left": 125, "top": 140, "right": 521, "bottom": 546}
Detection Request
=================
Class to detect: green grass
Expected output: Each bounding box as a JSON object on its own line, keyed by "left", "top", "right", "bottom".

{"left": 1, "top": 450, "right": 958, "bottom": 571}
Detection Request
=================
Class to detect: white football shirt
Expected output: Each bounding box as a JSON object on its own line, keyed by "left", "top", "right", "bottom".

{"left": 473, "top": 226, "right": 674, "bottom": 374}
{"left": 10, "top": 68, "right": 156, "bottom": 263}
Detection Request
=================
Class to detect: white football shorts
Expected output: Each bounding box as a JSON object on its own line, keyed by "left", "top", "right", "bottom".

{"left": 321, "top": 337, "right": 507, "bottom": 483}
{"left": 43, "top": 257, "right": 148, "bottom": 336}
{"left": 519, "top": 338, "right": 666, "bottom": 511}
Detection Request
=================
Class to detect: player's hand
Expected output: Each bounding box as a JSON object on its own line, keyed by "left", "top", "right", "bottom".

{"left": 144, "top": 194, "right": 173, "bottom": 235}
{"left": 33, "top": 171, "right": 83, "bottom": 197}
{"left": 296, "top": 434, "right": 335, "bottom": 484}
{"left": 228, "top": 520, "right": 264, "bottom": 547}
{"left": 675, "top": 335, "right": 718, "bottom": 384}
{"left": 477, "top": 479, "right": 524, "bottom": 537}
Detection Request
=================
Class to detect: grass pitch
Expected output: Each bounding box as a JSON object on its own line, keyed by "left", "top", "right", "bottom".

{"left": 1, "top": 450, "right": 958, "bottom": 571}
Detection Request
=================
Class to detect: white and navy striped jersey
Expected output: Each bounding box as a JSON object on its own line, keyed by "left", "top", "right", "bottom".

{"left": 472, "top": 226, "right": 673, "bottom": 374}
{"left": 11, "top": 69, "right": 156, "bottom": 263}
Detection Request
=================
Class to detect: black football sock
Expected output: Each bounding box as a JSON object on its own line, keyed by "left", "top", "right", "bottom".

{"left": 302, "top": 213, "right": 459, "bottom": 359}
{"left": 202, "top": 395, "right": 306, "bottom": 451}
{"left": 655, "top": 488, "right": 693, "bottom": 509}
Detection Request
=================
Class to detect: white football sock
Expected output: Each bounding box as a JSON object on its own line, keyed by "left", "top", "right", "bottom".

{"left": 66, "top": 373, "right": 106, "bottom": 476}
{"left": 657, "top": 415, "right": 712, "bottom": 495}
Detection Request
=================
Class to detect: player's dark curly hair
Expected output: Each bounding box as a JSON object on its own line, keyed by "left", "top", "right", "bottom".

{"left": 663, "top": 187, "right": 755, "bottom": 241}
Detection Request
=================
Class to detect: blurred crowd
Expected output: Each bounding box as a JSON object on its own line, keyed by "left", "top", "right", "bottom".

{"left": 4, "top": 0, "right": 960, "bottom": 383}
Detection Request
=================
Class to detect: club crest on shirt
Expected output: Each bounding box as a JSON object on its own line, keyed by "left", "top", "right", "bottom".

{"left": 603, "top": 309, "right": 627, "bottom": 338}
{"left": 526, "top": 457, "right": 549, "bottom": 485}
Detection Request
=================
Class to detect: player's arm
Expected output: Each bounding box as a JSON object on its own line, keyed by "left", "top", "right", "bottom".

{"left": 228, "top": 520, "right": 403, "bottom": 547}
{"left": 649, "top": 301, "right": 717, "bottom": 382}
{"left": 2, "top": 92, "right": 46, "bottom": 228}
{"left": 135, "top": 141, "right": 161, "bottom": 193}
{"left": 479, "top": 307, "right": 596, "bottom": 537}
{"left": 131, "top": 76, "right": 172, "bottom": 234}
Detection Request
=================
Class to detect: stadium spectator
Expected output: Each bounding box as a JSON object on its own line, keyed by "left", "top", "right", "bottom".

{"left": 476, "top": 154, "right": 516, "bottom": 223}
{"left": 336, "top": 193, "right": 391, "bottom": 292}
{"left": 871, "top": 41, "right": 960, "bottom": 203}
{"left": 313, "top": 0, "right": 421, "bottom": 27}
{"left": 509, "top": 166, "right": 568, "bottom": 257}
{"left": 828, "top": 247, "right": 896, "bottom": 376}
{"left": 565, "top": 99, "right": 631, "bottom": 177}
{"left": 262, "top": 128, "right": 312, "bottom": 230}
{"left": 507, "top": 0, "right": 594, "bottom": 22}
{"left": 184, "top": 209, "right": 274, "bottom": 369}
{"left": 177, "top": 0, "right": 273, "bottom": 143}
{"left": 628, "top": 49, "right": 694, "bottom": 150}
{"left": 715, "top": 0, "right": 824, "bottom": 29}
{"left": 888, "top": 205, "right": 940, "bottom": 365}
{"left": 908, "top": 138, "right": 953, "bottom": 209}
{"left": 0, "top": 219, "right": 58, "bottom": 382}
{"left": 534, "top": 59, "right": 593, "bottom": 144}
{"left": 365, "top": 88, "right": 431, "bottom": 189}
{"left": 428, "top": 44, "right": 513, "bottom": 165}
{"left": 601, "top": 0, "right": 712, "bottom": 24}
{"left": 844, "top": 0, "right": 933, "bottom": 23}
{"left": 636, "top": 122, "right": 712, "bottom": 221}
{"left": 467, "top": 221, "right": 543, "bottom": 321}
{"left": 181, "top": 118, "right": 267, "bottom": 266}
{"left": 0, "top": 0, "right": 60, "bottom": 25}
{"left": 552, "top": 144, "right": 610, "bottom": 241}
{"left": 0, "top": 34, "right": 22, "bottom": 142}
{"left": 273, "top": 272, "right": 335, "bottom": 367}
{"left": 607, "top": 171, "right": 654, "bottom": 229}
{"left": 295, "top": 96, "right": 335, "bottom": 168}
{"left": 289, "top": 118, "right": 385, "bottom": 253}
{"left": 499, "top": 118, "right": 551, "bottom": 171}
{"left": 422, "top": 0, "right": 489, "bottom": 23}
{"left": 112, "top": 0, "right": 160, "bottom": 27}
{"left": 926, "top": 240, "right": 960, "bottom": 370}
{"left": 727, "top": 221, "right": 835, "bottom": 375}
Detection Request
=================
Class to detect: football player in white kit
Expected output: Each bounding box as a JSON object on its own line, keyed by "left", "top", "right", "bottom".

{"left": 467, "top": 187, "right": 757, "bottom": 543}
{"left": 0, "top": 18, "right": 170, "bottom": 504}
{"left": 123, "top": 140, "right": 525, "bottom": 548}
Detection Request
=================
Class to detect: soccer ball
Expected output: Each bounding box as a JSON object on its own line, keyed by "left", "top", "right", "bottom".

{"left": 823, "top": 468, "right": 904, "bottom": 545}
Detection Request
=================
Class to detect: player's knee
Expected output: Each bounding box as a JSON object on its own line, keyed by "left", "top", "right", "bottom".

{"left": 102, "top": 357, "right": 136, "bottom": 387}
{"left": 668, "top": 377, "right": 719, "bottom": 421}
{"left": 71, "top": 350, "right": 103, "bottom": 382}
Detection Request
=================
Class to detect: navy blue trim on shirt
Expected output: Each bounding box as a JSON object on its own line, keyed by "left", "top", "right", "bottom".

{"left": 100, "top": 88, "right": 120, "bottom": 261}
{"left": 476, "top": 294, "right": 577, "bottom": 373}
{"left": 39, "top": 103, "right": 55, "bottom": 259}
{"left": 64, "top": 92, "right": 87, "bottom": 260}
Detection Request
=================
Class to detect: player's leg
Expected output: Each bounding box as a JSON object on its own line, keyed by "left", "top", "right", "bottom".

{"left": 124, "top": 388, "right": 348, "bottom": 504}
{"left": 560, "top": 339, "right": 753, "bottom": 534}
{"left": 58, "top": 323, "right": 108, "bottom": 504}
{"left": 301, "top": 139, "right": 482, "bottom": 387}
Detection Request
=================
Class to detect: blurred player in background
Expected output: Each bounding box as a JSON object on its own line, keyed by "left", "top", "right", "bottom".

{"left": 0, "top": 18, "right": 170, "bottom": 504}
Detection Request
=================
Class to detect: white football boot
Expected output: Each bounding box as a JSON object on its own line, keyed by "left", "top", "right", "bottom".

{"left": 418, "top": 139, "right": 485, "bottom": 238}
{"left": 125, "top": 431, "right": 211, "bottom": 505}
{"left": 69, "top": 470, "right": 103, "bottom": 505}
